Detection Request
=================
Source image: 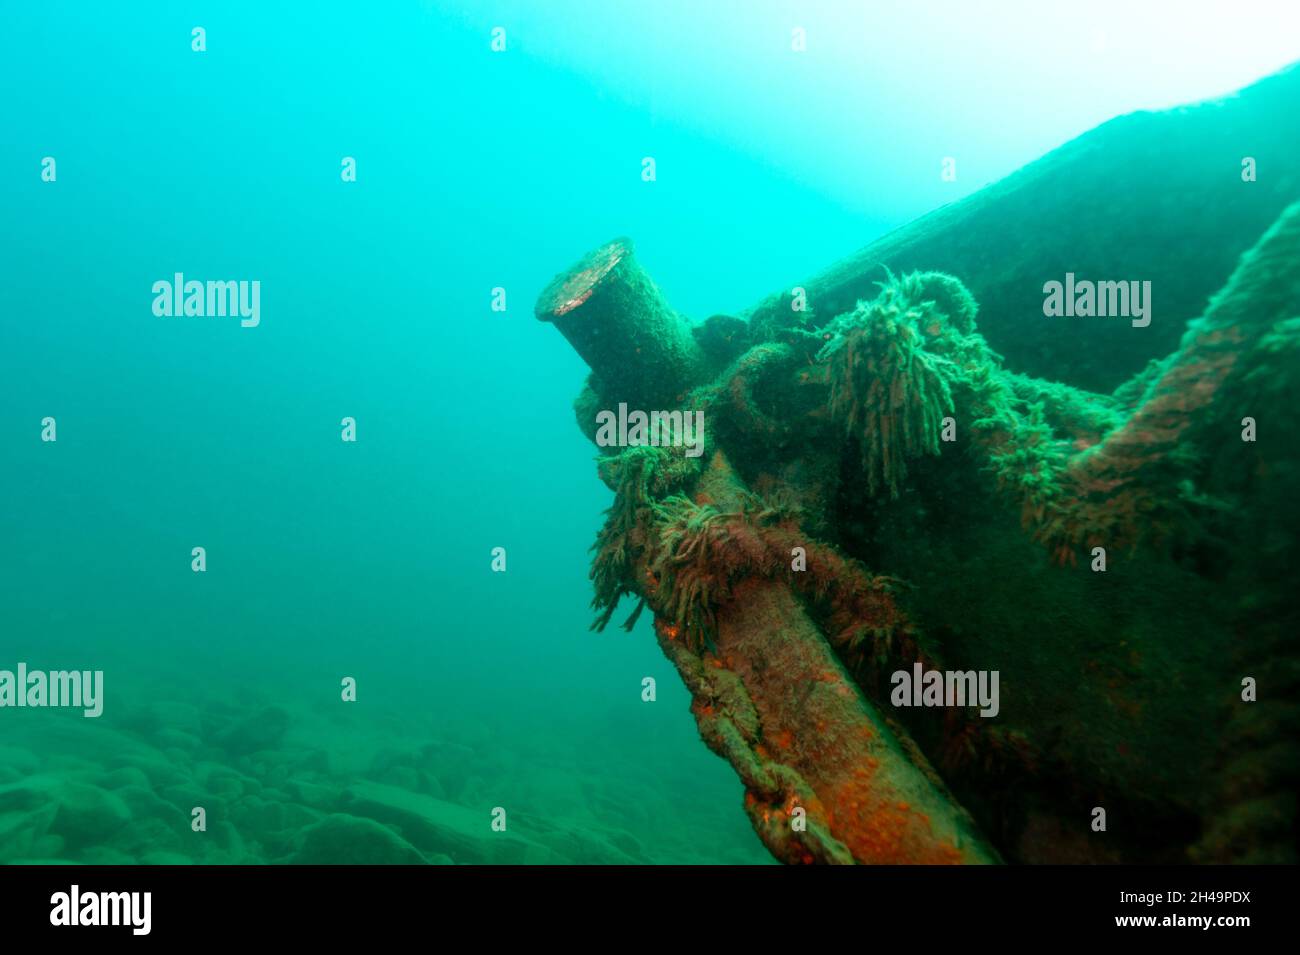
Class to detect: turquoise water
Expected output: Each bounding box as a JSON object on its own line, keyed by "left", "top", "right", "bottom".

{"left": 3, "top": 3, "right": 1296, "bottom": 864}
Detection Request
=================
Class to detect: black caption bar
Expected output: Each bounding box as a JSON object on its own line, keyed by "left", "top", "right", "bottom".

{"left": 0, "top": 864, "right": 1289, "bottom": 943}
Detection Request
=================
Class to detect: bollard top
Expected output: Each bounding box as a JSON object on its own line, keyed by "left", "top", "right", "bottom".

{"left": 535, "top": 237, "right": 631, "bottom": 321}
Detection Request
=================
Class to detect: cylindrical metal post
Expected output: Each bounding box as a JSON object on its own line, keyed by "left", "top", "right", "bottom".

{"left": 535, "top": 238, "right": 707, "bottom": 408}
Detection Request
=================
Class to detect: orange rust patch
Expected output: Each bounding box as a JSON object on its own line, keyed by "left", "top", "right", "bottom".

{"left": 823, "top": 772, "right": 964, "bottom": 865}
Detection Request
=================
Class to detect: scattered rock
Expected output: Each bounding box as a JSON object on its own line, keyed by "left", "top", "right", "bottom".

{"left": 291, "top": 814, "right": 427, "bottom": 865}
{"left": 0, "top": 776, "right": 132, "bottom": 847}
{"left": 213, "top": 706, "right": 290, "bottom": 755}
{"left": 343, "top": 781, "right": 558, "bottom": 864}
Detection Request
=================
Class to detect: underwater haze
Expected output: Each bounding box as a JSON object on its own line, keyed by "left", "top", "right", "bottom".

{"left": 2, "top": 2, "right": 1298, "bottom": 865}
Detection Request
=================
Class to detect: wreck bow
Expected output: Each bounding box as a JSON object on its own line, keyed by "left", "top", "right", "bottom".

{"left": 536, "top": 238, "right": 999, "bottom": 865}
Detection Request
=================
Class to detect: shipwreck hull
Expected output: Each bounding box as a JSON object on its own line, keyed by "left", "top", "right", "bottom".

{"left": 535, "top": 79, "right": 1300, "bottom": 863}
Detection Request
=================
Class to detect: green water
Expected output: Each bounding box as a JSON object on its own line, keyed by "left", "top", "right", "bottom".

{"left": 3, "top": 3, "right": 1296, "bottom": 864}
